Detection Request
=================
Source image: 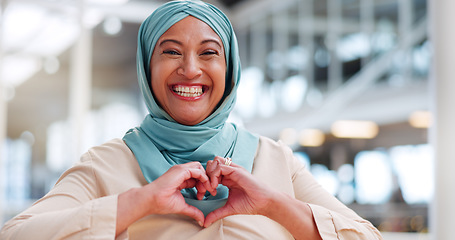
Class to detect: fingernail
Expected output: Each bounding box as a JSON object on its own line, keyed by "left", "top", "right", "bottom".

{"left": 198, "top": 221, "right": 204, "bottom": 227}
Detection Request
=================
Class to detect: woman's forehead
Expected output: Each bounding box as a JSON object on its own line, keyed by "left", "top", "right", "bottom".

{"left": 158, "top": 16, "right": 224, "bottom": 46}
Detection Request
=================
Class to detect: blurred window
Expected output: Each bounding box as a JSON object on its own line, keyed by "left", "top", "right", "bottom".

{"left": 355, "top": 150, "right": 393, "bottom": 204}
{"left": 389, "top": 144, "right": 433, "bottom": 204}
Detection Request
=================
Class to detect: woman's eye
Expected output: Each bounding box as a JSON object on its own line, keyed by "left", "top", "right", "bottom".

{"left": 201, "top": 50, "right": 218, "bottom": 56}
{"left": 163, "top": 50, "right": 180, "bottom": 55}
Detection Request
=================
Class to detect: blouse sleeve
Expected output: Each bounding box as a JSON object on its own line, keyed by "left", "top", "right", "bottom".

{"left": 283, "top": 142, "right": 384, "bottom": 240}
{"left": 0, "top": 151, "right": 122, "bottom": 240}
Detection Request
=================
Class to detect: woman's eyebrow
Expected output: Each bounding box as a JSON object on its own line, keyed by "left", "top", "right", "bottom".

{"left": 158, "top": 38, "right": 222, "bottom": 48}
{"left": 159, "top": 39, "right": 182, "bottom": 47}
{"left": 201, "top": 39, "right": 222, "bottom": 48}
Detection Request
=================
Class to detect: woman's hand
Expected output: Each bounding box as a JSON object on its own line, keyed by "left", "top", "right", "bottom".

{"left": 204, "top": 159, "right": 274, "bottom": 227}
{"left": 205, "top": 157, "right": 322, "bottom": 240}
{"left": 116, "top": 161, "right": 213, "bottom": 235}
{"left": 146, "top": 161, "right": 214, "bottom": 215}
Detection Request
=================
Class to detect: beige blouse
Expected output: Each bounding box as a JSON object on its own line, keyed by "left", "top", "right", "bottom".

{"left": 1, "top": 136, "right": 383, "bottom": 240}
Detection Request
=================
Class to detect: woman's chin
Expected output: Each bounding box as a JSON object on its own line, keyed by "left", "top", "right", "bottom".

{"left": 173, "top": 115, "right": 206, "bottom": 126}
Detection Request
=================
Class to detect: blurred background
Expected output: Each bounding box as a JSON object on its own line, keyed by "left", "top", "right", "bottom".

{"left": 0, "top": 0, "right": 437, "bottom": 239}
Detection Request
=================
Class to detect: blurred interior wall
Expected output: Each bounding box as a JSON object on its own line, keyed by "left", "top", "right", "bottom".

{"left": 68, "top": 2, "right": 93, "bottom": 164}
{"left": 429, "top": 0, "right": 455, "bottom": 239}
{"left": 0, "top": 1, "right": 6, "bottom": 225}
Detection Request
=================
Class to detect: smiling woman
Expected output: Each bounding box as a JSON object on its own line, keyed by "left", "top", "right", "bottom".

{"left": 150, "top": 16, "right": 226, "bottom": 125}
{"left": 0, "top": 1, "right": 383, "bottom": 240}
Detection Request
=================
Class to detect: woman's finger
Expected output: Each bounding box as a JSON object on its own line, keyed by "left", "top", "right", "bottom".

{"left": 195, "top": 169, "right": 215, "bottom": 194}
{"left": 179, "top": 178, "right": 197, "bottom": 190}
{"left": 185, "top": 167, "right": 208, "bottom": 182}
{"left": 172, "top": 163, "right": 213, "bottom": 194}
{"left": 195, "top": 180, "right": 207, "bottom": 200}
{"left": 206, "top": 160, "right": 216, "bottom": 173}
{"left": 178, "top": 203, "right": 205, "bottom": 227}
{"left": 217, "top": 164, "right": 250, "bottom": 189}
{"left": 213, "top": 156, "right": 225, "bottom": 165}
{"left": 207, "top": 161, "right": 222, "bottom": 190}
{"left": 212, "top": 162, "right": 222, "bottom": 190}
{"left": 205, "top": 160, "right": 218, "bottom": 194}
{"left": 204, "top": 204, "right": 234, "bottom": 227}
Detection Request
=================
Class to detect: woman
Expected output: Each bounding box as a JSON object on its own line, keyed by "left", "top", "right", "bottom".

{"left": 1, "top": 1, "right": 383, "bottom": 239}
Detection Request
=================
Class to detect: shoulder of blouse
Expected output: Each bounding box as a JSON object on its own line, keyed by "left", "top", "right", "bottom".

{"left": 83, "top": 136, "right": 145, "bottom": 176}
{"left": 256, "top": 135, "right": 306, "bottom": 177}
{"left": 257, "top": 135, "right": 293, "bottom": 156}
{"left": 81, "top": 138, "right": 137, "bottom": 171}
{"left": 51, "top": 138, "right": 145, "bottom": 199}
{"left": 85, "top": 138, "right": 132, "bottom": 159}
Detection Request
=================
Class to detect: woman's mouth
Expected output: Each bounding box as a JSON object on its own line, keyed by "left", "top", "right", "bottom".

{"left": 172, "top": 85, "right": 204, "bottom": 98}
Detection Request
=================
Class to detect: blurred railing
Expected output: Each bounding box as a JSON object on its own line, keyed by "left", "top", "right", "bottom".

{"left": 231, "top": 0, "right": 429, "bottom": 129}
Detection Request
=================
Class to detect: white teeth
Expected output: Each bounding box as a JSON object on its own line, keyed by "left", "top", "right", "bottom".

{"left": 173, "top": 86, "right": 203, "bottom": 97}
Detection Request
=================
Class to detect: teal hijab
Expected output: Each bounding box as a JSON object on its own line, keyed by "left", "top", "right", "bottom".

{"left": 123, "top": 0, "right": 259, "bottom": 216}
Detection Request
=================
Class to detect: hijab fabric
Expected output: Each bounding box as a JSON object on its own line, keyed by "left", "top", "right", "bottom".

{"left": 122, "top": 0, "right": 259, "bottom": 216}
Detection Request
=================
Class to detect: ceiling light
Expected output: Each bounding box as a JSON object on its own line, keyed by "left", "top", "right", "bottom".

{"left": 331, "top": 120, "right": 379, "bottom": 139}
{"left": 43, "top": 56, "right": 60, "bottom": 75}
{"left": 409, "top": 110, "right": 432, "bottom": 128}
{"left": 299, "top": 129, "right": 325, "bottom": 147}
{"left": 103, "top": 16, "right": 123, "bottom": 35}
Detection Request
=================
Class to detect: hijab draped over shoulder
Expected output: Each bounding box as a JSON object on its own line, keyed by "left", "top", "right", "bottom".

{"left": 123, "top": 0, "right": 259, "bottom": 216}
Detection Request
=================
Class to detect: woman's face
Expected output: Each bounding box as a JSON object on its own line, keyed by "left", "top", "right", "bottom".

{"left": 150, "top": 16, "right": 226, "bottom": 125}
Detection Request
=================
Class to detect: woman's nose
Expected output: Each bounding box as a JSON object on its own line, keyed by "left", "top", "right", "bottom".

{"left": 177, "top": 55, "right": 202, "bottom": 79}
